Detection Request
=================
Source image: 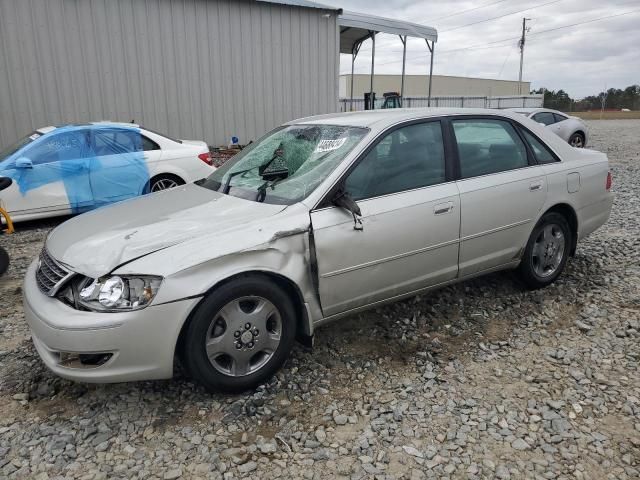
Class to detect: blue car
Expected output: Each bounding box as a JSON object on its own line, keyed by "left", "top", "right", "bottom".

{"left": 0, "top": 122, "right": 212, "bottom": 222}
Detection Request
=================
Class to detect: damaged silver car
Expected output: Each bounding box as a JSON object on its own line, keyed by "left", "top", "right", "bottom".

{"left": 23, "top": 109, "right": 613, "bottom": 392}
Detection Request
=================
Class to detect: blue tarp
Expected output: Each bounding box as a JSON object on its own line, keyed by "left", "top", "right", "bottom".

{"left": 0, "top": 125, "right": 150, "bottom": 213}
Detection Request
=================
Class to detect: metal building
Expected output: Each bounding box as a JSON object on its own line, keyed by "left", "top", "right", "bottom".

{"left": 0, "top": 0, "right": 341, "bottom": 148}
{"left": 340, "top": 74, "right": 531, "bottom": 99}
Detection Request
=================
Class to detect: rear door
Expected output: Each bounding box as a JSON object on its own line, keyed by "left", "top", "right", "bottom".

{"left": 89, "top": 128, "right": 152, "bottom": 205}
{"left": 310, "top": 120, "right": 460, "bottom": 317}
{"left": 451, "top": 117, "right": 547, "bottom": 277}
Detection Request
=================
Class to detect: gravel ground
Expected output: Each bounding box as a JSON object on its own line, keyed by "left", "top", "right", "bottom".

{"left": 0, "top": 120, "right": 638, "bottom": 480}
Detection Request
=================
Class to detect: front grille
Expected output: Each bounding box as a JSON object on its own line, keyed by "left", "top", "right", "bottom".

{"left": 36, "top": 249, "right": 72, "bottom": 296}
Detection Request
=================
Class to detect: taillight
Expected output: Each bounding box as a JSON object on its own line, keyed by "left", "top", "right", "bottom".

{"left": 198, "top": 152, "right": 213, "bottom": 166}
{"left": 606, "top": 171, "right": 612, "bottom": 191}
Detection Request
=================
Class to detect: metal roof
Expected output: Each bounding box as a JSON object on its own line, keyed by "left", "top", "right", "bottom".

{"left": 256, "top": 0, "right": 340, "bottom": 11}
{"left": 339, "top": 10, "right": 437, "bottom": 54}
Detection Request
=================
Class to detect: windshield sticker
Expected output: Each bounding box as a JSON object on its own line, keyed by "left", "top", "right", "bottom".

{"left": 314, "top": 138, "right": 347, "bottom": 153}
{"left": 29, "top": 133, "right": 41, "bottom": 141}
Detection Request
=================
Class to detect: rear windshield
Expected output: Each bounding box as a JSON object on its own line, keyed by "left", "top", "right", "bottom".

{"left": 0, "top": 131, "right": 41, "bottom": 164}
{"left": 199, "top": 124, "right": 369, "bottom": 205}
{"left": 142, "top": 127, "right": 182, "bottom": 144}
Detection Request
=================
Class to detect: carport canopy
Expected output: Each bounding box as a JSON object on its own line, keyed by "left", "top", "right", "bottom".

{"left": 339, "top": 11, "right": 438, "bottom": 108}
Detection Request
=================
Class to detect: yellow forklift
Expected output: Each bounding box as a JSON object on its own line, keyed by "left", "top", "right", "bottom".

{"left": 0, "top": 177, "right": 13, "bottom": 276}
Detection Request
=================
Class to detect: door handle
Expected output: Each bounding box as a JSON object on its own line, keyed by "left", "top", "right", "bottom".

{"left": 529, "top": 181, "right": 543, "bottom": 191}
{"left": 434, "top": 201, "right": 454, "bottom": 215}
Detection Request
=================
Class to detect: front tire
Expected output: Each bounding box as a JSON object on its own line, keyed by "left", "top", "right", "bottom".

{"left": 518, "top": 212, "right": 571, "bottom": 289}
{"left": 569, "top": 132, "right": 585, "bottom": 148}
{"left": 182, "top": 276, "right": 297, "bottom": 393}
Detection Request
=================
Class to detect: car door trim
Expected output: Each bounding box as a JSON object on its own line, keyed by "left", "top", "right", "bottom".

{"left": 320, "top": 237, "right": 460, "bottom": 278}
{"left": 460, "top": 218, "right": 532, "bottom": 242}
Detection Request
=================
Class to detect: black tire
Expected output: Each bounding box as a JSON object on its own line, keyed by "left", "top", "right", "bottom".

{"left": 518, "top": 212, "right": 572, "bottom": 289}
{"left": 149, "top": 174, "right": 185, "bottom": 193}
{"left": 0, "top": 246, "right": 8, "bottom": 276}
{"left": 181, "top": 276, "right": 297, "bottom": 393}
{"left": 569, "top": 132, "right": 585, "bottom": 148}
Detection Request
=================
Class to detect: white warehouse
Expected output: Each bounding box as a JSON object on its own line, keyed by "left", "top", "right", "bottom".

{"left": 340, "top": 74, "right": 531, "bottom": 99}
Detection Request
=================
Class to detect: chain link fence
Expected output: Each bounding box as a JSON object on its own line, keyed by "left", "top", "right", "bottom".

{"left": 339, "top": 95, "right": 544, "bottom": 112}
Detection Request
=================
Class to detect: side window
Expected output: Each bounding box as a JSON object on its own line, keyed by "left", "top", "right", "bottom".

{"left": 25, "top": 131, "right": 90, "bottom": 165}
{"left": 142, "top": 135, "right": 160, "bottom": 151}
{"left": 553, "top": 113, "right": 568, "bottom": 123}
{"left": 344, "top": 121, "right": 446, "bottom": 201}
{"left": 93, "top": 129, "right": 144, "bottom": 156}
{"left": 452, "top": 119, "right": 528, "bottom": 179}
{"left": 532, "top": 112, "right": 556, "bottom": 126}
{"left": 521, "top": 130, "right": 557, "bottom": 164}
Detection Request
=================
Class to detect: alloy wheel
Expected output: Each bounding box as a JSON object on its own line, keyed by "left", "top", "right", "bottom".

{"left": 531, "top": 223, "right": 566, "bottom": 278}
{"left": 151, "top": 178, "right": 179, "bottom": 191}
{"left": 205, "top": 296, "right": 282, "bottom": 377}
{"left": 570, "top": 135, "right": 584, "bottom": 148}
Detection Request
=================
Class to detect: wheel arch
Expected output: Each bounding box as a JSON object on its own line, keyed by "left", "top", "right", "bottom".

{"left": 541, "top": 203, "right": 579, "bottom": 255}
{"left": 174, "top": 270, "right": 312, "bottom": 365}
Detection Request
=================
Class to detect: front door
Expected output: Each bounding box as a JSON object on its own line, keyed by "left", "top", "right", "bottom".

{"left": 3, "top": 130, "right": 93, "bottom": 217}
{"left": 450, "top": 117, "right": 547, "bottom": 276}
{"left": 310, "top": 120, "right": 460, "bottom": 317}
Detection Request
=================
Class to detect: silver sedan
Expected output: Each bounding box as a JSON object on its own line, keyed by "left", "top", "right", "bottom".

{"left": 23, "top": 108, "right": 613, "bottom": 392}
{"left": 510, "top": 108, "right": 589, "bottom": 148}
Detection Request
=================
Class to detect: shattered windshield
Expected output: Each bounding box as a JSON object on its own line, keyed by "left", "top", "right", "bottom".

{"left": 199, "top": 124, "right": 369, "bottom": 205}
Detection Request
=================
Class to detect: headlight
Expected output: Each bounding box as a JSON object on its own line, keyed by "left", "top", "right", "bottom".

{"left": 78, "top": 275, "right": 162, "bottom": 311}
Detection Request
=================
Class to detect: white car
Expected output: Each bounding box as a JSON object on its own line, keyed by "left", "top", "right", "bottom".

{"left": 510, "top": 108, "right": 589, "bottom": 148}
{"left": 0, "top": 122, "right": 214, "bottom": 222}
{"left": 23, "top": 109, "right": 613, "bottom": 392}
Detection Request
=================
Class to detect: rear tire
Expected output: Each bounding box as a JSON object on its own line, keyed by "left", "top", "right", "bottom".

{"left": 518, "top": 212, "right": 571, "bottom": 289}
{"left": 149, "top": 174, "right": 185, "bottom": 192}
{"left": 181, "top": 276, "right": 297, "bottom": 393}
{"left": 0, "top": 246, "right": 9, "bottom": 276}
{"left": 569, "top": 132, "right": 585, "bottom": 148}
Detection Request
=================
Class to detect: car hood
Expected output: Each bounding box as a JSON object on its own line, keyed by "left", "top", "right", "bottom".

{"left": 46, "top": 184, "right": 286, "bottom": 277}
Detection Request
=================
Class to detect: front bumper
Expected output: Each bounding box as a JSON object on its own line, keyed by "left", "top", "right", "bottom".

{"left": 23, "top": 260, "right": 200, "bottom": 383}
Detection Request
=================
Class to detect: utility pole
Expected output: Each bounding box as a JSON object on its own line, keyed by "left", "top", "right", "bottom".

{"left": 518, "top": 18, "right": 531, "bottom": 95}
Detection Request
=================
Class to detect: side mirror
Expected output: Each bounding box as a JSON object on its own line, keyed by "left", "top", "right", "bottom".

{"left": 333, "top": 189, "right": 361, "bottom": 217}
{"left": 538, "top": 122, "right": 547, "bottom": 128}
{"left": 15, "top": 157, "right": 33, "bottom": 169}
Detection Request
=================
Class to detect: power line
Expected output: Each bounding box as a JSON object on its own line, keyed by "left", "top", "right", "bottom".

{"left": 382, "top": 8, "right": 640, "bottom": 64}
{"left": 373, "top": 0, "right": 564, "bottom": 50}
{"left": 429, "top": 0, "right": 513, "bottom": 22}
{"left": 441, "top": 0, "right": 564, "bottom": 33}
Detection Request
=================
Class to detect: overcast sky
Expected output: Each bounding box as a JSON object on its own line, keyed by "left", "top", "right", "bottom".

{"left": 334, "top": 0, "right": 640, "bottom": 98}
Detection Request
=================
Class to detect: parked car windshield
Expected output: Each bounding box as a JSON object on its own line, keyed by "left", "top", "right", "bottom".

{"left": 199, "top": 124, "right": 369, "bottom": 205}
{"left": 0, "top": 131, "right": 41, "bottom": 165}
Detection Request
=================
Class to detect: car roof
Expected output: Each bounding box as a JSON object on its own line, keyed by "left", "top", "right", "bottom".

{"left": 290, "top": 107, "right": 529, "bottom": 129}
{"left": 36, "top": 121, "right": 142, "bottom": 134}
{"left": 508, "top": 107, "right": 565, "bottom": 115}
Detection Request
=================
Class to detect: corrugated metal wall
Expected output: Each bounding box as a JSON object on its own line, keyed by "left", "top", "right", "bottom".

{"left": 0, "top": 0, "right": 339, "bottom": 148}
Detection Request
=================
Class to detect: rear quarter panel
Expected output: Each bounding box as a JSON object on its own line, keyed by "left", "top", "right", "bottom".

{"left": 540, "top": 149, "right": 612, "bottom": 241}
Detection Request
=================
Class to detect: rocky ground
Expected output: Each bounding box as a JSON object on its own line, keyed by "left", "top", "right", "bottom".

{"left": 0, "top": 120, "right": 638, "bottom": 480}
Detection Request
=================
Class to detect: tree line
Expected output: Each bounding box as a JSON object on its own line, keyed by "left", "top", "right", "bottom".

{"left": 531, "top": 85, "right": 640, "bottom": 111}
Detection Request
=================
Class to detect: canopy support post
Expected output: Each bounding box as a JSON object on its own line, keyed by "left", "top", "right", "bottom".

{"left": 426, "top": 39, "right": 434, "bottom": 107}
{"left": 369, "top": 31, "right": 376, "bottom": 110}
{"left": 350, "top": 51, "right": 356, "bottom": 111}
{"left": 400, "top": 35, "right": 407, "bottom": 100}
{"left": 349, "top": 41, "right": 362, "bottom": 112}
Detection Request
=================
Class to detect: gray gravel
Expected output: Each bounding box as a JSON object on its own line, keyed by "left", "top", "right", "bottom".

{"left": 0, "top": 120, "right": 638, "bottom": 479}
